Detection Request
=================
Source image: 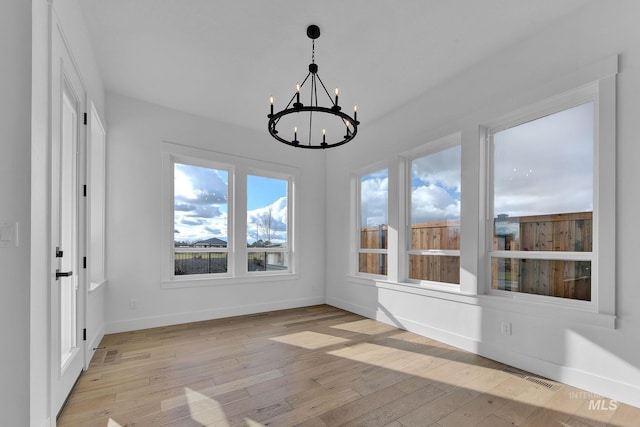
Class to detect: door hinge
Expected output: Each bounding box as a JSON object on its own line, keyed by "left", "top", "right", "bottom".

{"left": 83, "top": 257, "right": 87, "bottom": 269}
{"left": 83, "top": 185, "right": 87, "bottom": 197}
{"left": 83, "top": 112, "right": 87, "bottom": 125}
{"left": 83, "top": 328, "right": 87, "bottom": 341}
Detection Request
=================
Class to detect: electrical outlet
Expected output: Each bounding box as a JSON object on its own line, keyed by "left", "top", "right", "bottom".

{"left": 130, "top": 299, "right": 138, "bottom": 310}
{"left": 501, "top": 321, "right": 512, "bottom": 336}
{"left": 0, "top": 220, "right": 18, "bottom": 248}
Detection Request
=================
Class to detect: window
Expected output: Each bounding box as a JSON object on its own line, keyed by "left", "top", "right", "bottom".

{"left": 162, "top": 142, "right": 297, "bottom": 284}
{"left": 347, "top": 58, "right": 615, "bottom": 323}
{"left": 247, "top": 174, "right": 290, "bottom": 272}
{"left": 408, "top": 144, "right": 461, "bottom": 284}
{"left": 173, "top": 162, "right": 230, "bottom": 276}
{"left": 489, "top": 101, "right": 595, "bottom": 301}
{"left": 87, "top": 103, "right": 107, "bottom": 290}
{"left": 358, "top": 168, "right": 388, "bottom": 276}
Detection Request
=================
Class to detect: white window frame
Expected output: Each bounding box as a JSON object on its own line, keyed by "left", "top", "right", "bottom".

{"left": 245, "top": 169, "right": 293, "bottom": 275}
{"left": 161, "top": 142, "right": 299, "bottom": 287}
{"left": 354, "top": 163, "right": 390, "bottom": 279}
{"left": 484, "top": 74, "right": 616, "bottom": 315}
{"left": 86, "top": 102, "right": 107, "bottom": 292}
{"left": 403, "top": 133, "right": 462, "bottom": 288}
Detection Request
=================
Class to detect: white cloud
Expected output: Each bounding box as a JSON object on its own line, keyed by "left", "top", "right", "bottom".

{"left": 174, "top": 163, "right": 228, "bottom": 243}
{"left": 411, "top": 145, "right": 461, "bottom": 193}
{"left": 247, "top": 196, "right": 288, "bottom": 244}
{"left": 493, "top": 102, "right": 593, "bottom": 217}
{"left": 410, "top": 145, "right": 461, "bottom": 224}
{"left": 411, "top": 184, "right": 460, "bottom": 223}
{"left": 361, "top": 174, "right": 388, "bottom": 226}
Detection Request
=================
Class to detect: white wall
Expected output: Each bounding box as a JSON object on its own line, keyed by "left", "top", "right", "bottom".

{"left": 104, "top": 93, "right": 326, "bottom": 333}
{"left": 1, "top": 1, "right": 31, "bottom": 424}
{"left": 30, "top": 1, "right": 49, "bottom": 424}
{"left": 325, "top": 0, "right": 640, "bottom": 408}
{"left": 51, "top": 0, "right": 106, "bottom": 120}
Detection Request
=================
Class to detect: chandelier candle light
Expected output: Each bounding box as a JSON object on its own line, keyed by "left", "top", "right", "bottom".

{"left": 268, "top": 25, "right": 359, "bottom": 149}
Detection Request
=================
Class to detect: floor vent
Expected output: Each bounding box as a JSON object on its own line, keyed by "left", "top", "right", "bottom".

{"left": 104, "top": 349, "right": 119, "bottom": 363}
{"left": 503, "top": 369, "right": 560, "bottom": 390}
{"left": 93, "top": 349, "right": 121, "bottom": 365}
{"left": 525, "top": 376, "right": 556, "bottom": 389}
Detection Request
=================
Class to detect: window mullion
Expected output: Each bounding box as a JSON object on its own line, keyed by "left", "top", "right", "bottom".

{"left": 234, "top": 169, "right": 247, "bottom": 277}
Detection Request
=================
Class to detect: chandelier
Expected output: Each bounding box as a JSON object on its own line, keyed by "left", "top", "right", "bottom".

{"left": 268, "top": 25, "right": 359, "bottom": 149}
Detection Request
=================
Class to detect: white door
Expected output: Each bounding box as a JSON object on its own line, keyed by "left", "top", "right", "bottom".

{"left": 51, "top": 21, "right": 86, "bottom": 416}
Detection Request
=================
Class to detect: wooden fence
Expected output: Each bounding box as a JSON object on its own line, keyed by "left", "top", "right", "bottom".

{"left": 359, "top": 225, "right": 388, "bottom": 275}
{"left": 493, "top": 211, "right": 592, "bottom": 300}
{"left": 359, "top": 211, "right": 593, "bottom": 299}
{"left": 360, "top": 222, "right": 461, "bottom": 282}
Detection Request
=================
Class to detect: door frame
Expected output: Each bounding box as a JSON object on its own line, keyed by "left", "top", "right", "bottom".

{"left": 49, "top": 9, "right": 88, "bottom": 417}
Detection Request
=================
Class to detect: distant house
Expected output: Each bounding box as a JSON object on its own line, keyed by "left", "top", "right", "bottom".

{"left": 193, "top": 237, "right": 227, "bottom": 248}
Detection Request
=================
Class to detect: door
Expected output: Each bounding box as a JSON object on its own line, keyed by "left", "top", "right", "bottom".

{"left": 51, "top": 20, "right": 86, "bottom": 416}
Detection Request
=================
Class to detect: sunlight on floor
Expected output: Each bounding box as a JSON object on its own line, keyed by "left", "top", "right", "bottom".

{"left": 328, "top": 342, "right": 441, "bottom": 374}
{"left": 73, "top": 313, "right": 634, "bottom": 427}
{"left": 269, "top": 330, "right": 350, "bottom": 349}
{"left": 331, "top": 318, "right": 398, "bottom": 335}
{"left": 184, "top": 387, "right": 228, "bottom": 426}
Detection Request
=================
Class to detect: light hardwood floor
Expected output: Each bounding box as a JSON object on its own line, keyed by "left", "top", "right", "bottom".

{"left": 58, "top": 305, "right": 638, "bottom": 426}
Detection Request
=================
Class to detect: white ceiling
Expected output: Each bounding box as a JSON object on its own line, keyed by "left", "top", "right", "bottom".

{"left": 79, "top": 0, "right": 592, "bottom": 133}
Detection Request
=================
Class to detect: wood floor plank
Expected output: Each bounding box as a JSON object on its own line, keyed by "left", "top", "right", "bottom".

{"left": 608, "top": 402, "right": 640, "bottom": 427}
{"left": 346, "top": 383, "right": 448, "bottom": 427}
{"left": 57, "top": 305, "right": 640, "bottom": 427}
{"left": 318, "top": 385, "right": 405, "bottom": 425}
{"left": 520, "top": 385, "right": 586, "bottom": 427}
{"left": 160, "top": 369, "right": 283, "bottom": 412}
{"left": 262, "top": 387, "right": 362, "bottom": 426}
{"left": 395, "top": 386, "right": 480, "bottom": 426}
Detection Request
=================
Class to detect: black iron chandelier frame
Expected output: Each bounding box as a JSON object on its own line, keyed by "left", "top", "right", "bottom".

{"left": 267, "top": 25, "right": 359, "bottom": 149}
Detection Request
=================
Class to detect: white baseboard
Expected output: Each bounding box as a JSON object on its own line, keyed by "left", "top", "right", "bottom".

{"left": 325, "top": 296, "right": 376, "bottom": 319}
{"left": 39, "top": 417, "right": 51, "bottom": 427}
{"left": 85, "top": 324, "right": 105, "bottom": 367}
{"left": 385, "top": 311, "right": 640, "bottom": 409}
{"left": 105, "top": 296, "right": 326, "bottom": 334}
{"left": 325, "top": 297, "right": 640, "bottom": 409}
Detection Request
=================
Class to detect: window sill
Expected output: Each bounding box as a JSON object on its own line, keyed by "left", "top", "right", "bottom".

{"left": 346, "top": 274, "right": 388, "bottom": 287}
{"left": 161, "top": 273, "right": 300, "bottom": 289}
{"left": 375, "top": 279, "right": 476, "bottom": 304}
{"left": 367, "top": 279, "right": 616, "bottom": 329}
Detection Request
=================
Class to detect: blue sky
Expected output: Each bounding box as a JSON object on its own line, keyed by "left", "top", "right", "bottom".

{"left": 361, "top": 102, "right": 593, "bottom": 228}
{"left": 360, "top": 145, "right": 462, "bottom": 228}
{"left": 493, "top": 102, "right": 593, "bottom": 217}
{"left": 360, "top": 169, "right": 388, "bottom": 227}
{"left": 247, "top": 175, "right": 286, "bottom": 210}
{"left": 174, "top": 163, "right": 228, "bottom": 243}
{"left": 410, "top": 145, "right": 461, "bottom": 224}
{"left": 246, "top": 175, "right": 288, "bottom": 244}
{"left": 176, "top": 102, "right": 592, "bottom": 242}
{"left": 174, "top": 164, "right": 287, "bottom": 244}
